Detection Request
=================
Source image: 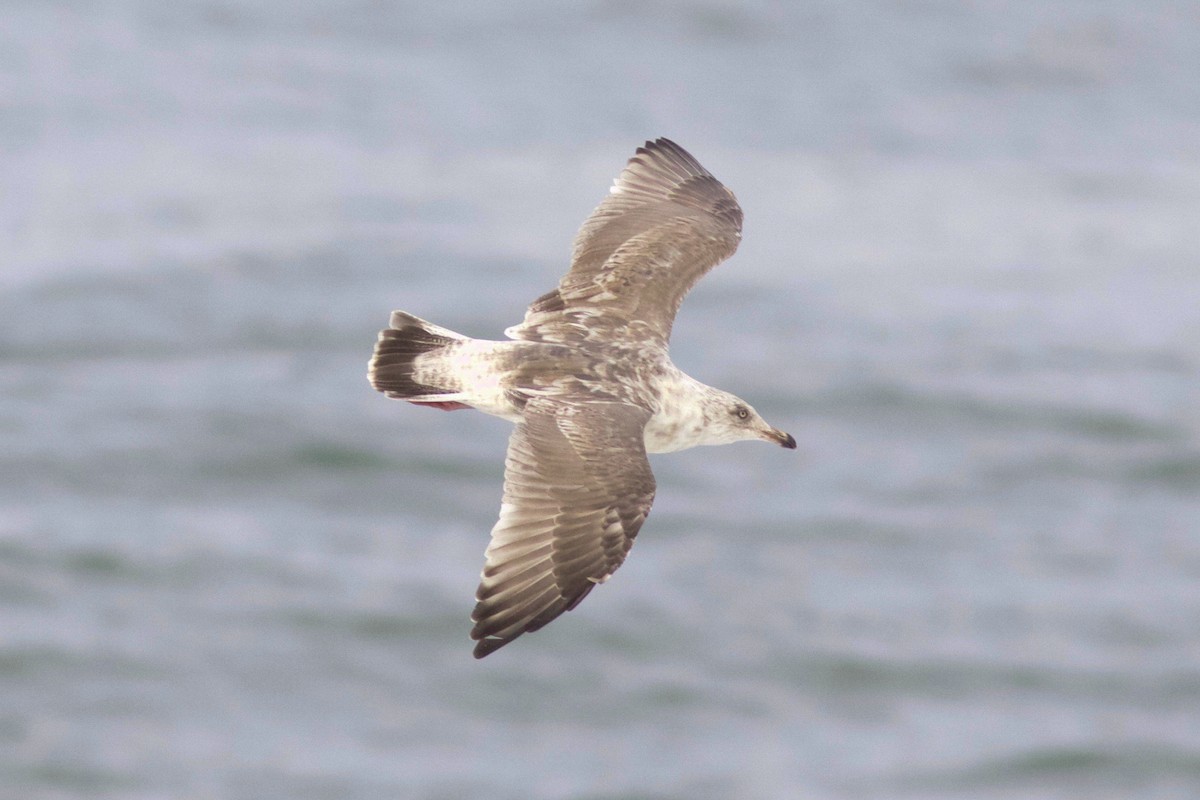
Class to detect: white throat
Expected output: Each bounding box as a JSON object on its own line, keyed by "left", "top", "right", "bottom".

{"left": 642, "top": 372, "right": 713, "bottom": 454}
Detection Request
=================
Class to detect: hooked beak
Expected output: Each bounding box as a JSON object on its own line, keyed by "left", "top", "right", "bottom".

{"left": 763, "top": 427, "right": 797, "bottom": 449}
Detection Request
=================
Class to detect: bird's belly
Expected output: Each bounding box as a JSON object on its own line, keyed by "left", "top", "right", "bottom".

{"left": 465, "top": 392, "right": 525, "bottom": 422}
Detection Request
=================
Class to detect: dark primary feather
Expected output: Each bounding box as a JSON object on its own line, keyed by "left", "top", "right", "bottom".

{"left": 509, "top": 138, "right": 743, "bottom": 345}
{"left": 470, "top": 399, "right": 656, "bottom": 658}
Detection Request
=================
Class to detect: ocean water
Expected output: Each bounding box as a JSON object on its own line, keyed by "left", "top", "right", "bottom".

{"left": 2, "top": 1, "right": 1199, "bottom": 798}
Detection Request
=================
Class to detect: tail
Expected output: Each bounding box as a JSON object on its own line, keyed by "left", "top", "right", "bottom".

{"left": 368, "top": 311, "right": 467, "bottom": 400}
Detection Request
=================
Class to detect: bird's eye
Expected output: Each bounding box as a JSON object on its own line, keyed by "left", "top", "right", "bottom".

{"left": 735, "top": 406, "right": 749, "bottom": 420}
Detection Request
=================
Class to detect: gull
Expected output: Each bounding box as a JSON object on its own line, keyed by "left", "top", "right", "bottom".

{"left": 369, "top": 138, "right": 795, "bottom": 658}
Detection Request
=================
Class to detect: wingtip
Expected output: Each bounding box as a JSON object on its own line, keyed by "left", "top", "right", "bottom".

{"left": 472, "top": 635, "right": 509, "bottom": 659}
{"left": 628, "top": 137, "right": 711, "bottom": 184}
{"left": 639, "top": 137, "right": 682, "bottom": 158}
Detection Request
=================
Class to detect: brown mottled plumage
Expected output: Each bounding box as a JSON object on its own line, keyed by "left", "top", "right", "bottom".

{"left": 369, "top": 139, "right": 795, "bottom": 658}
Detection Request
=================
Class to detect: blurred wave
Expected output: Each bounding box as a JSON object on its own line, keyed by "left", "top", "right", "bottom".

{"left": 2, "top": 1, "right": 1199, "bottom": 799}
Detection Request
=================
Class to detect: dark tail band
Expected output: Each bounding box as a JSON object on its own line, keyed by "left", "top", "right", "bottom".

{"left": 368, "top": 311, "right": 464, "bottom": 399}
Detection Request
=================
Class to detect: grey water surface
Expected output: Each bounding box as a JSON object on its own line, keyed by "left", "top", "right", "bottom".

{"left": 2, "top": 2, "right": 1199, "bottom": 798}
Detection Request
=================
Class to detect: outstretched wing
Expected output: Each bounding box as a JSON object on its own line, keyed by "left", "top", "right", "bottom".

{"left": 507, "top": 138, "right": 743, "bottom": 346}
{"left": 471, "top": 399, "right": 656, "bottom": 658}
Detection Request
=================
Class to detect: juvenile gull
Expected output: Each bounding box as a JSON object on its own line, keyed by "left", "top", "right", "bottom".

{"left": 369, "top": 138, "right": 795, "bottom": 658}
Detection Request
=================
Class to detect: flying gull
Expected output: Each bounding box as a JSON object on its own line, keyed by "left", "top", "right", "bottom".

{"left": 369, "top": 138, "right": 795, "bottom": 658}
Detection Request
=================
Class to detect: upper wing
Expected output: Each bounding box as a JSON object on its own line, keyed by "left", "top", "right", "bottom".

{"left": 470, "top": 399, "right": 656, "bottom": 658}
{"left": 507, "top": 138, "right": 743, "bottom": 346}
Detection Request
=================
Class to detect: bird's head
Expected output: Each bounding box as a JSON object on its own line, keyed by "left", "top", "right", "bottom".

{"left": 701, "top": 389, "right": 796, "bottom": 450}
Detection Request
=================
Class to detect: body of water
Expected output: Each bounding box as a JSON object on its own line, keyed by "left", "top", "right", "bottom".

{"left": 2, "top": 2, "right": 1199, "bottom": 798}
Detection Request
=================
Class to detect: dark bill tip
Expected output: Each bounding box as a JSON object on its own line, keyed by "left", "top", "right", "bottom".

{"left": 765, "top": 428, "right": 796, "bottom": 449}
